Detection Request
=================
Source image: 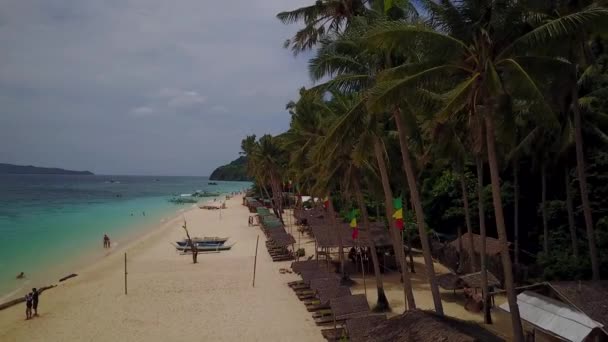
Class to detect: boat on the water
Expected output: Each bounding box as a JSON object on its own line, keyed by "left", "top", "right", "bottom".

{"left": 192, "top": 191, "right": 221, "bottom": 198}
{"left": 208, "top": 182, "right": 218, "bottom": 185}
{"left": 174, "top": 243, "right": 235, "bottom": 252}
{"left": 175, "top": 236, "right": 229, "bottom": 247}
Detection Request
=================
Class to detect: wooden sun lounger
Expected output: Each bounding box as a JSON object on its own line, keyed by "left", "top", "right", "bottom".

{"left": 272, "top": 256, "right": 294, "bottom": 262}
{"left": 295, "top": 288, "right": 314, "bottom": 296}
{"left": 314, "top": 316, "right": 338, "bottom": 325}
{"left": 298, "top": 292, "right": 315, "bottom": 300}
{"left": 307, "top": 303, "right": 330, "bottom": 312}
{"left": 312, "top": 309, "right": 333, "bottom": 319}
{"left": 291, "top": 283, "right": 310, "bottom": 291}
{"left": 288, "top": 280, "right": 306, "bottom": 287}
{"left": 321, "top": 327, "right": 346, "bottom": 341}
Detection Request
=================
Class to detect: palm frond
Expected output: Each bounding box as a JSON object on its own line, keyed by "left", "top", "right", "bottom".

{"left": 501, "top": 6, "right": 608, "bottom": 58}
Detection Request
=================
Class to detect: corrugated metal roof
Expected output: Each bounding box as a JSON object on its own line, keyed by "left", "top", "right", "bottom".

{"left": 499, "top": 291, "right": 603, "bottom": 342}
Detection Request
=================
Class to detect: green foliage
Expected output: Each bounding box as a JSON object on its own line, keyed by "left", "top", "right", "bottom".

{"left": 209, "top": 156, "right": 251, "bottom": 181}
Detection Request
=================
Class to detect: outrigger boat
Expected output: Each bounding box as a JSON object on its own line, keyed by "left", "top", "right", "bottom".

{"left": 173, "top": 243, "right": 235, "bottom": 252}
{"left": 175, "top": 236, "right": 229, "bottom": 247}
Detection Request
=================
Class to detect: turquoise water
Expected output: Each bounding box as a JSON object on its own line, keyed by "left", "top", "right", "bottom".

{"left": 0, "top": 175, "right": 250, "bottom": 299}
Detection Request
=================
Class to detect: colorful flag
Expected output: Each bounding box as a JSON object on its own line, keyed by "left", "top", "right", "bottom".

{"left": 392, "top": 197, "right": 404, "bottom": 230}
{"left": 348, "top": 209, "right": 359, "bottom": 240}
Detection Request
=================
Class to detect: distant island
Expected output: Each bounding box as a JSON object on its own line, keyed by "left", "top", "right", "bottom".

{"left": 209, "top": 156, "right": 250, "bottom": 181}
{"left": 0, "top": 163, "right": 94, "bottom": 175}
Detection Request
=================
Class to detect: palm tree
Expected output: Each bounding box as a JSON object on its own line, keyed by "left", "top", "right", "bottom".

{"left": 284, "top": 89, "right": 391, "bottom": 310}
{"left": 428, "top": 121, "right": 477, "bottom": 272}
{"left": 366, "top": 3, "right": 608, "bottom": 337}
{"left": 277, "top": 0, "right": 368, "bottom": 54}
{"left": 307, "top": 18, "right": 451, "bottom": 313}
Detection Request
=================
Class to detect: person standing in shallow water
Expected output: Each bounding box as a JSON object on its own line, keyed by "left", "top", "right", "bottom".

{"left": 25, "top": 292, "right": 33, "bottom": 320}
{"left": 103, "top": 234, "right": 110, "bottom": 248}
{"left": 32, "top": 288, "right": 39, "bottom": 316}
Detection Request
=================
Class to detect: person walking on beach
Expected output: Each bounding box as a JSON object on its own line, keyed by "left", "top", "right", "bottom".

{"left": 31, "top": 288, "right": 39, "bottom": 316}
{"left": 103, "top": 234, "right": 110, "bottom": 248}
{"left": 25, "top": 292, "right": 33, "bottom": 320}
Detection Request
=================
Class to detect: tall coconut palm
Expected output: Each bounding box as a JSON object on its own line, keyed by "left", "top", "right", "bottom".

{"left": 277, "top": 0, "right": 369, "bottom": 54}
{"left": 284, "top": 89, "right": 391, "bottom": 310}
{"left": 366, "top": 3, "right": 608, "bottom": 337}
{"left": 308, "top": 19, "right": 451, "bottom": 313}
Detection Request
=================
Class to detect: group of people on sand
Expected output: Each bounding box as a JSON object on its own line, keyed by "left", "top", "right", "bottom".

{"left": 24, "top": 288, "right": 39, "bottom": 320}
{"left": 103, "top": 234, "right": 111, "bottom": 248}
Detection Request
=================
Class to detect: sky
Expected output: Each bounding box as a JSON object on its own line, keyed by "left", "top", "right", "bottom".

{"left": 0, "top": 0, "right": 313, "bottom": 176}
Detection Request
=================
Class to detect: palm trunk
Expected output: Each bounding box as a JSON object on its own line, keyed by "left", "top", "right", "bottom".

{"left": 269, "top": 174, "right": 284, "bottom": 223}
{"left": 457, "top": 225, "right": 464, "bottom": 273}
{"left": 513, "top": 160, "right": 520, "bottom": 268}
{"left": 327, "top": 196, "right": 345, "bottom": 280}
{"left": 476, "top": 158, "right": 491, "bottom": 324}
{"left": 374, "top": 136, "right": 416, "bottom": 310}
{"left": 461, "top": 173, "right": 476, "bottom": 272}
{"left": 485, "top": 114, "right": 524, "bottom": 341}
{"left": 394, "top": 110, "right": 443, "bottom": 315}
{"left": 541, "top": 163, "right": 548, "bottom": 254}
{"left": 354, "top": 179, "right": 390, "bottom": 312}
{"left": 565, "top": 169, "right": 579, "bottom": 258}
{"left": 572, "top": 88, "right": 600, "bottom": 280}
{"left": 403, "top": 195, "right": 416, "bottom": 274}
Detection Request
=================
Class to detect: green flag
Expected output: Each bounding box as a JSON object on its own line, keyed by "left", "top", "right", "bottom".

{"left": 393, "top": 197, "right": 402, "bottom": 210}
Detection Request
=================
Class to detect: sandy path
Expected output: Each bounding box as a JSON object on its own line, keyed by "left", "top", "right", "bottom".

{"left": 0, "top": 196, "right": 323, "bottom": 342}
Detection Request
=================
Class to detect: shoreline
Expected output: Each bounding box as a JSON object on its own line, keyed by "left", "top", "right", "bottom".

{"left": 0, "top": 194, "right": 325, "bottom": 342}
{"left": 0, "top": 201, "right": 199, "bottom": 304}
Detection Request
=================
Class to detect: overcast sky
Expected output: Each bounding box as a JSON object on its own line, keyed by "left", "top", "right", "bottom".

{"left": 0, "top": 0, "right": 312, "bottom": 176}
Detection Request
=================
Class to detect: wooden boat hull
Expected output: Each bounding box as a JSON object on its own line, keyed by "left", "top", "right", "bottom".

{"left": 174, "top": 243, "right": 235, "bottom": 252}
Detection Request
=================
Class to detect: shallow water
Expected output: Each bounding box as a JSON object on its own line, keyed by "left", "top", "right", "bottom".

{"left": 0, "top": 174, "right": 249, "bottom": 299}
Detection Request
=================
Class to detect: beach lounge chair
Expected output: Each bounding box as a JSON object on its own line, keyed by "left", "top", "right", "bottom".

{"left": 321, "top": 327, "right": 346, "bottom": 342}
{"left": 312, "top": 309, "right": 333, "bottom": 319}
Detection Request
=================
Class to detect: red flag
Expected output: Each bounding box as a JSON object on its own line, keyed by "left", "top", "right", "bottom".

{"left": 351, "top": 228, "right": 359, "bottom": 240}
{"left": 395, "top": 218, "right": 404, "bottom": 230}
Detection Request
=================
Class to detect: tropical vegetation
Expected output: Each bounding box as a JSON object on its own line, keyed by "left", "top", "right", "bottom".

{"left": 240, "top": 1, "right": 608, "bottom": 340}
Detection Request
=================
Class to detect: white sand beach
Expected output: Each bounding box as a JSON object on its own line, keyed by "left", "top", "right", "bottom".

{"left": 0, "top": 196, "right": 323, "bottom": 342}
{"left": 0, "top": 195, "right": 513, "bottom": 341}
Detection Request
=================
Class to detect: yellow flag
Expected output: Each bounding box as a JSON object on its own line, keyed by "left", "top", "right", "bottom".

{"left": 392, "top": 208, "right": 403, "bottom": 220}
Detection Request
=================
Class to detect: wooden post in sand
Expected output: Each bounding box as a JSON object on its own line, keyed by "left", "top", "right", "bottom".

{"left": 252, "top": 235, "right": 259, "bottom": 287}
{"left": 359, "top": 247, "right": 367, "bottom": 297}
{"left": 124, "top": 253, "right": 128, "bottom": 295}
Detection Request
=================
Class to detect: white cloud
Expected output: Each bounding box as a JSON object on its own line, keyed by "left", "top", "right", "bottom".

{"left": 211, "top": 105, "right": 229, "bottom": 113}
{"left": 130, "top": 106, "right": 155, "bottom": 116}
{"left": 0, "top": 0, "right": 312, "bottom": 175}
{"left": 167, "top": 90, "right": 206, "bottom": 108}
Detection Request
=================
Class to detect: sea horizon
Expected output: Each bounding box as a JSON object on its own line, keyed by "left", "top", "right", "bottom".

{"left": 0, "top": 174, "right": 250, "bottom": 301}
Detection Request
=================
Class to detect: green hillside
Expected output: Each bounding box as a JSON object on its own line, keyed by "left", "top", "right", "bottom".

{"left": 209, "top": 156, "right": 250, "bottom": 181}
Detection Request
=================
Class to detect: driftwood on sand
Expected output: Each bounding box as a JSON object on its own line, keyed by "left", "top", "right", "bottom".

{"left": 0, "top": 285, "right": 56, "bottom": 311}
{"left": 59, "top": 273, "right": 78, "bottom": 282}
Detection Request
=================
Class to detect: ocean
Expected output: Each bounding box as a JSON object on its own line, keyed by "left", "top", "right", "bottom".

{"left": 0, "top": 174, "right": 250, "bottom": 300}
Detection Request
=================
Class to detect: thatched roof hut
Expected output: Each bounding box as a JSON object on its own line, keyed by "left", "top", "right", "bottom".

{"left": 460, "top": 271, "right": 501, "bottom": 289}
{"left": 329, "top": 294, "right": 370, "bottom": 320}
{"left": 346, "top": 315, "right": 387, "bottom": 342}
{"left": 266, "top": 230, "right": 295, "bottom": 246}
{"left": 436, "top": 271, "right": 500, "bottom": 291}
{"left": 291, "top": 260, "right": 324, "bottom": 274}
{"left": 365, "top": 310, "right": 504, "bottom": 342}
{"left": 317, "top": 286, "right": 351, "bottom": 304}
{"left": 309, "top": 278, "right": 340, "bottom": 291}
{"left": 436, "top": 273, "right": 464, "bottom": 290}
{"left": 449, "top": 233, "right": 507, "bottom": 256}
{"left": 300, "top": 269, "right": 337, "bottom": 283}
{"left": 310, "top": 222, "right": 392, "bottom": 249}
